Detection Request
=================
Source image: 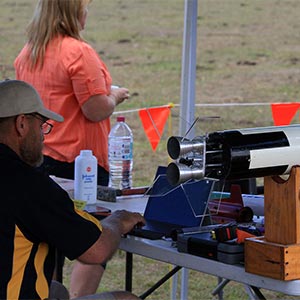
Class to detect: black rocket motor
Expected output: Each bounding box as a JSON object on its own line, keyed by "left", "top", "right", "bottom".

{"left": 166, "top": 124, "right": 300, "bottom": 185}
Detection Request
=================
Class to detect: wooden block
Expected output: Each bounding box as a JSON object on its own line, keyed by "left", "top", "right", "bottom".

{"left": 245, "top": 237, "right": 300, "bottom": 280}
{"left": 264, "top": 167, "right": 300, "bottom": 244}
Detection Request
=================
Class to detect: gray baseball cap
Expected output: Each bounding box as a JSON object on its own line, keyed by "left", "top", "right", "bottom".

{"left": 0, "top": 80, "right": 64, "bottom": 122}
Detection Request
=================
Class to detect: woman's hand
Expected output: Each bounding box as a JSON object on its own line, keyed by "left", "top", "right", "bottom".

{"left": 81, "top": 87, "right": 130, "bottom": 122}
{"left": 110, "top": 87, "right": 130, "bottom": 105}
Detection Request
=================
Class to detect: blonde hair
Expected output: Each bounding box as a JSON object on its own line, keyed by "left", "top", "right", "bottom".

{"left": 26, "top": 0, "right": 92, "bottom": 69}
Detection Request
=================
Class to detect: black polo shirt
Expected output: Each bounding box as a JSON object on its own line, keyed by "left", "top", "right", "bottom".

{"left": 0, "top": 144, "right": 101, "bottom": 299}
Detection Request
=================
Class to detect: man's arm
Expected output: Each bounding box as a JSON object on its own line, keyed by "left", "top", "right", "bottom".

{"left": 77, "top": 210, "right": 145, "bottom": 264}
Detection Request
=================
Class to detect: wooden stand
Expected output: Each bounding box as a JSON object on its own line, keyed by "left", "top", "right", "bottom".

{"left": 245, "top": 166, "right": 300, "bottom": 280}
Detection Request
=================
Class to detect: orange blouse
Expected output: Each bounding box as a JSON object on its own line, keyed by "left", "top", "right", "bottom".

{"left": 14, "top": 35, "right": 112, "bottom": 171}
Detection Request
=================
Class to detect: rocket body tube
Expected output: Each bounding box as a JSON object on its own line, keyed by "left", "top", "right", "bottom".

{"left": 167, "top": 124, "right": 300, "bottom": 185}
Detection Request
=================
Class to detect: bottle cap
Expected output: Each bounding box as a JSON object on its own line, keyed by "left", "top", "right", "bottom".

{"left": 80, "top": 150, "right": 92, "bottom": 156}
{"left": 117, "top": 116, "right": 125, "bottom": 122}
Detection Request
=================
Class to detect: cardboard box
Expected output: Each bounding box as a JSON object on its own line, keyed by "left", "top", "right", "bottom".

{"left": 245, "top": 236, "right": 300, "bottom": 280}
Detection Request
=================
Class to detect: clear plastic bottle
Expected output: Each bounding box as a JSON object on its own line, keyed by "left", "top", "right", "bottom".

{"left": 74, "top": 150, "right": 98, "bottom": 204}
{"left": 108, "top": 116, "right": 133, "bottom": 189}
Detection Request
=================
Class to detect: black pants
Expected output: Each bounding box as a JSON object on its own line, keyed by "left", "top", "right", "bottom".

{"left": 39, "top": 155, "right": 109, "bottom": 186}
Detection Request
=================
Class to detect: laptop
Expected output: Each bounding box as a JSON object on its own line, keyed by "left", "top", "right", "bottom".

{"left": 130, "top": 167, "right": 215, "bottom": 240}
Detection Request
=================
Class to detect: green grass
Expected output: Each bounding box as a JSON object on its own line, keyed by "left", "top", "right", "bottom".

{"left": 3, "top": 0, "right": 300, "bottom": 298}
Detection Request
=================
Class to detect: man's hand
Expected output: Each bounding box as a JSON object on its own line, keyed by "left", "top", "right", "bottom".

{"left": 103, "top": 210, "right": 145, "bottom": 235}
{"left": 78, "top": 210, "right": 145, "bottom": 265}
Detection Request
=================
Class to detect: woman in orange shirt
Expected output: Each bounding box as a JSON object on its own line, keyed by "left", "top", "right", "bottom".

{"left": 15, "top": 0, "right": 129, "bottom": 186}
{"left": 14, "top": 0, "right": 129, "bottom": 298}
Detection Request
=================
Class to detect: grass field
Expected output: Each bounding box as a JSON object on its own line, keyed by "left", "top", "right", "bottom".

{"left": 2, "top": 0, "right": 300, "bottom": 299}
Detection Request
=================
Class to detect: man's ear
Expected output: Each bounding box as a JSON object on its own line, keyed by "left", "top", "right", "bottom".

{"left": 15, "top": 115, "right": 28, "bottom": 137}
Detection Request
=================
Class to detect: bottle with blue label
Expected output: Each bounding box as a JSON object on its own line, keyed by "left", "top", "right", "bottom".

{"left": 74, "top": 150, "right": 98, "bottom": 204}
{"left": 108, "top": 116, "right": 133, "bottom": 189}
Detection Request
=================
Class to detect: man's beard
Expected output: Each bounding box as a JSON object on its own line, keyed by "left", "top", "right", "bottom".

{"left": 19, "top": 129, "right": 44, "bottom": 167}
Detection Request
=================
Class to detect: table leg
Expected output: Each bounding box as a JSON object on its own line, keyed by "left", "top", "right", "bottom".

{"left": 243, "top": 285, "right": 266, "bottom": 300}
{"left": 139, "top": 266, "right": 182, "bottom": 299}
{"left": 211, "top": 278, "right": 229, "bottom": 299}
{"left": 180, "top": 268, "right": 189, "bottom": 300}
{"left": 125, "top": 252, "right": 133, "bottom": 292}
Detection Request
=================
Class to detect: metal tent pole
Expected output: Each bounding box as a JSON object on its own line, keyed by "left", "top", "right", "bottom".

{"left": 179, "top": 0, "right": 198, "bottom": 139}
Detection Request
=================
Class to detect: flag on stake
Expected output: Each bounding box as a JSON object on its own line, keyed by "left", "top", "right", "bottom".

{"left": 271, "top": 103, "right": 300, "bottom": 126}
{"left": 139, "top": 105, "right": 172, "bottom": 151}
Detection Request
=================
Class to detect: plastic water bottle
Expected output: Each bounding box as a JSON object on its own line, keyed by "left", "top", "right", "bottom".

{"left": 74, "top": 150, "right": 98, "bottom": 204}
{"left": 108, "top": 116, "right": 133, "bottom": 189}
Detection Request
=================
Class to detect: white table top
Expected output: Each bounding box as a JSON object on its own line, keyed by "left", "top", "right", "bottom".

{"left": 52, "top": 175, "right": 148, "bottom": 214}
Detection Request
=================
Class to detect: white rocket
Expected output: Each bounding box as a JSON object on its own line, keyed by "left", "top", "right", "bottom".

{"left": 167, "top": 124, "right": 300, "bottom": 185}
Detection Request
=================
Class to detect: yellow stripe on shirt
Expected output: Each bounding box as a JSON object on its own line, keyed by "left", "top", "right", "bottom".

{"left": 7, "top": 226, "right": 33, "bottom": 299}
{"left": 34, "top": 243, "right": 49, "bottom": 299}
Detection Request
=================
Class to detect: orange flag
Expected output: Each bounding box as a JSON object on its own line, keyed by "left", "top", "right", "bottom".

{"left": 139, "top": 105, "right": 172, "bottom": 151}
{"left": 271, "top": 103, "right": 300, "bottom": 126}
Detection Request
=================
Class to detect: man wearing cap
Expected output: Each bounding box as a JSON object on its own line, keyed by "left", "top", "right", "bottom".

{"left": 0, "top": 79, "right": 144, "bottom": 299}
